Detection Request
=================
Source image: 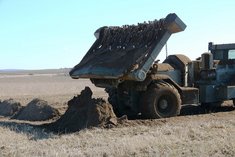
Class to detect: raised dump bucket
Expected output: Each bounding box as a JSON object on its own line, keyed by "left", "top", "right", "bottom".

{"left": 70, "top": 13, "right": 186, "bottom": 81}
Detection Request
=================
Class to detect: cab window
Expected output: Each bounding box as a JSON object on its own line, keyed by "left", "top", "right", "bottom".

{"left": 228, "top": 50, "right": 235, "bottom": 59}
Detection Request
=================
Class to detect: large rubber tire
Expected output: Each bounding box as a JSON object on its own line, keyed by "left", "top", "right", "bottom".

{"left": 140, "top": 82, "right": 181, "bottom": 119}
{"left": 105, "top": 87, "right": 120, "bottom": 116}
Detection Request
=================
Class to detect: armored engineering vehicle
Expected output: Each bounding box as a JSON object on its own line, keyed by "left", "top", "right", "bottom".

{"left": 70, "top": 13, "right": 235, "bottom": 118}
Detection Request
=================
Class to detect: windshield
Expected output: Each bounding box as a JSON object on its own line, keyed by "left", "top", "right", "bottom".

{"left": 228, "top": 50, "right": 235, "bottom": 59}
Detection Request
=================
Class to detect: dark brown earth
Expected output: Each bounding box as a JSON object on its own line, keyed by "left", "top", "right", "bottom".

{"left": 45, "top": 87, "right": 117, "bottom": 133}
{"left": 0, "top": 99, "right": 22, "bottom": 117}
{"left": 12, "top": 98, "right": 60, "bottom": 121}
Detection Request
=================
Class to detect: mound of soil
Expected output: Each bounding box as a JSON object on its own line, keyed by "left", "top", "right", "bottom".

{"left": 13, "top": 98, "right": 59, "bottom": 121}
{"left": 0, "top": 99, "right": 22, "bottom": 117}
{"left": 46, "top": 87, "right": 117, "bottom": 133}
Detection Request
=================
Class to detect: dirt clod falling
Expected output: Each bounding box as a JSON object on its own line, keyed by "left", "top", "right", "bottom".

{"left": 46, "top": 87, "right": 117, "bottom": 133}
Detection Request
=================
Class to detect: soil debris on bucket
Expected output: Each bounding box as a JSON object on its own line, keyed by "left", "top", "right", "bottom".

{"left": 46, "top": 87, "right": 117, "bottom": 133}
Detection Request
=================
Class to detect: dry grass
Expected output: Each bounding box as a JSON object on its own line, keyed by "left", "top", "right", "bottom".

{"left": 0, "top": 70, "right": 235, "bottom": 157}
{"left": 0, "top": 112, "right": 235, "bottom": 157}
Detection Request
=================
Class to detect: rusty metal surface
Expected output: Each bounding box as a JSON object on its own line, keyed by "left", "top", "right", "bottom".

{"left": 157, "top": 63, "right": 174, "bottom": 71}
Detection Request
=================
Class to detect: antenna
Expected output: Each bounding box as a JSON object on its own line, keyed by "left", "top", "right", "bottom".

{"left": 165, "top": 42, "right": 168, "bottom": 58}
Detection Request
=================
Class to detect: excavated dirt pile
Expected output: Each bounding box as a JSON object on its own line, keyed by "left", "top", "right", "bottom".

{"left": 13, "top": 98, "right": 60, "bottom": 121}
{"left": 0, "top": 99, "right": 22, "bottom": 117}
{"left": 46, "top": 87, "right": 117, "bottom": 133}
{"left": 0, "top": 98, "right": 59, "bottom": 121}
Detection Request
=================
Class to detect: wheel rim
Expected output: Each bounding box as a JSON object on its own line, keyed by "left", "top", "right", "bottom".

{"left": 159, "top": 99, "right": 168, "bottom": 110}
{"left": 156, "top": 96, "right": 173, "bottom": 115}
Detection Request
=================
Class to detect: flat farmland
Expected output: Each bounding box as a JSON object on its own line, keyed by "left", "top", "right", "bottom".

{"left": 0, "top": 70, "right": 234, "bottom": 157}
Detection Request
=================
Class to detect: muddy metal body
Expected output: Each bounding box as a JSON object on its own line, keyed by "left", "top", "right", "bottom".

{"left": 196, "top": 43, "right": 235, "bottom": 103}
{"left": 70, "top": 13, "right": 235, "bottom": 118}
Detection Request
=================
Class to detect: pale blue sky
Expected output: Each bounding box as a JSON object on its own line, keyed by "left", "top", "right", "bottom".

{"left": 0, "top": 0, "right": 235, "bottom": 69}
